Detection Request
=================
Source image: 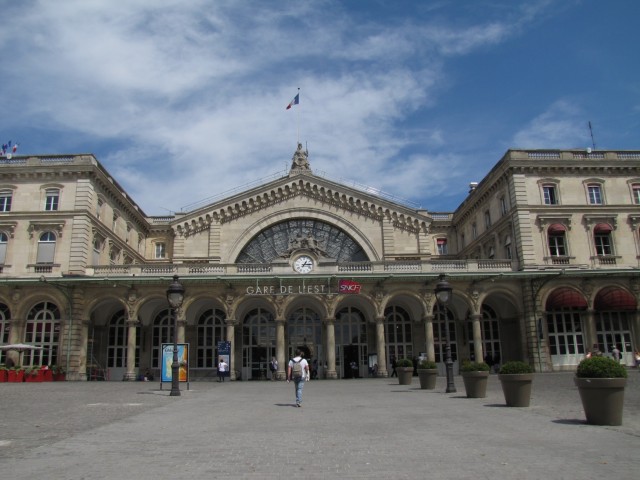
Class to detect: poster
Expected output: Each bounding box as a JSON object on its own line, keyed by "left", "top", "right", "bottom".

{"left": 161, "top": 343, "right": 189, "bottom": 382}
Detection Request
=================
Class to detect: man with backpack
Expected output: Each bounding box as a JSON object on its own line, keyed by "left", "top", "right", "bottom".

{"left": 287, "top": 349, "right": 309, "bottom": 408}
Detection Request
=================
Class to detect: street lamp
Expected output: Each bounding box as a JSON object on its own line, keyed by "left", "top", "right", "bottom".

{"left": 166, "top": 275, "right": 185, "bottom": 397}
{"left": 434, "top": 274, "right": 456, "bottom": 393}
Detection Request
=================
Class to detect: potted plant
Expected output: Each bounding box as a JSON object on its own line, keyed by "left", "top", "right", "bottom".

{"left": 498, "top": 361, "right": 534, "bottom": 407}
{"left": 24, "top": 367, "right": 43, "bottom": 382}
{"left": 7, "top": 366, "right": 24, "bottom": 382}
{"left": 417, "top": 360, "right": 438, "bottom": 389}
{"left": 396, "top": 358, "right": 414, "bottom": 385}
{"left": 52, "top": 365, "right": 66, "bottom": 381}
{"left": 41, "top": 365, "right": 54, "bottom": 382}
{"left": 460, "top": 361, "right": 490, "bottom": 398}
{"left": 575, "top": 356, "right": 627, "bottom": 426}
{"left": 0, "top": 365, "right": 7, "bottom": 382}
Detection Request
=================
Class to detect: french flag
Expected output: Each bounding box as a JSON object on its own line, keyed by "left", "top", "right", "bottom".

{"left": 286, "top": 93, "right": 299, "bottom": 110}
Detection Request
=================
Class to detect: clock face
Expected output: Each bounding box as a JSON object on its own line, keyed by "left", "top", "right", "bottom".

{"left": 293, "top": 255, "right": 314, "bottom": 273}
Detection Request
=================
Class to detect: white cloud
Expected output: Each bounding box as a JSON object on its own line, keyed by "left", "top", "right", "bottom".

{"left": 511, "top": 100, "right": 587, "bottom": 149}
{"left": 0, "top": 0, "right": 561, "bottom": 214}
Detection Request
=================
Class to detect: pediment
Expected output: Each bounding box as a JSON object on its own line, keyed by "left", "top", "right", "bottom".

{"left": 173, "top": 170, "right": 432, "bottom": 237}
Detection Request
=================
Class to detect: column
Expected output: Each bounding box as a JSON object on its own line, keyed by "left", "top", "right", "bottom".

{"left": 424, "top": 314, "right": 435, "bottom": 362}
{"left": 631, "top": 310, "right": 640, "bottom": 355}
{"left": 226, "top": 318, "right": 236, "bottom": 380}
{"left": 470, "top": 313, "right": 484, "bottom": 364}
{"left": 584, "top": 309, "right": 597, "bottom": 351}
{"left": 6, "top": 318, "right": 22, "bottom": 367}
{"left": 177, "top": 307, "right": 186, "bottom": 344}
{"left": 375, "top": 316, "right": 388, "bottom": 377}
{"left": 325, "top": 317, "right": 337, "bottom": 379}
{"left": 276, "top": 318, "right": 286, "bottom": 380}
{"left": 77, "top": 319, "right": 89, "bottom": 381}
{"left": 124, "top": 317, "right": 138, "bottom": 381}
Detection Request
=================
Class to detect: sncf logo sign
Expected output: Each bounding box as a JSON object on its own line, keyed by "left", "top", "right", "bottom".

{"left": 339, "top": 279, "right": 362, "bottom": 294}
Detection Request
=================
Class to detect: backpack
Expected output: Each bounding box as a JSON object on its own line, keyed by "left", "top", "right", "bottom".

{"left": 291, "top": 358, "right": 303, "bottom": 379}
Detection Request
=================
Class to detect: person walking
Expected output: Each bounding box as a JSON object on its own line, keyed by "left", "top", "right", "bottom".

{"left": 611, "top": 345, "right": 621, "bottom": 363}
{"left": 217, "top": 357, "right": 228, "bottom": 382}
{"left": 287, "top": 349, "right": 309, "bottom": 408}
{"left": 269, "top": 356, "right": 278, "bottom": 380}
{"left": 390, "top": 356, "right": 397, "bottom": 377}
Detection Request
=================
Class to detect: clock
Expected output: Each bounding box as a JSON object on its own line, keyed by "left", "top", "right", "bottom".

{"left": 293, "top": 255, "right": 314, "bottom": 273}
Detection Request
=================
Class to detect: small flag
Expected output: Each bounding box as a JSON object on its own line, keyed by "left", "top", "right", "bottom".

{"left": 339, "top": 279, "right": 362, "bottom": 294}
{"left": 286, "top": 93, "right": 299, "bottom": 110}
{"left": 12, "top": 143, "right": 18, "bottom": 153}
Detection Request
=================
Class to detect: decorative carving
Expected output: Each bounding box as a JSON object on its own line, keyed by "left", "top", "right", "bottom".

{"left": 284, "top": 231, "right": 327, "bottom": 258}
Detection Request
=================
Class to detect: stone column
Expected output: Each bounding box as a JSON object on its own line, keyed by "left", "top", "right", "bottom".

{"left": 226, "top": 318, "right": 236, "bottom": 380}
{"left": 5, "top": 317, "right": 22, "bottom": 367}
{"left": 325, "top": 317, "right": 337, "bottom": 379}
{"left": 470, "top": 313, "right": 484, "bottom": 363}
{"left": 276, "top": 318, "right": 286, "bottom": 380}
{"left": 77, "top": 319, "right": 89, "bottom": 381}
{"left": 424, "top": 314, "right": 435, "bottom": 362}
{"left": 375, "top": 316, "right": 388, "bottom": 377}
{"left": 176, "top": 307, "right": 186, "bottom": 344}
{"left": 584, "top": 309, "right": 598, "bottom": 351}
{"left": 124, "top": 317, "right": 139, "bottom": 381}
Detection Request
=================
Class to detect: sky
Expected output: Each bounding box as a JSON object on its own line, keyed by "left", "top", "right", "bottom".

{"left": 0, "top": 0, "right": 639, "bottom": 216}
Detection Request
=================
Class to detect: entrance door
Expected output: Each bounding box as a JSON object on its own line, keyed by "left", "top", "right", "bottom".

{"left": 335, "top": 306, "right": 367, "bottom": 378}
{"left": 242, "top": 308, "right": 275, "bottom": 380}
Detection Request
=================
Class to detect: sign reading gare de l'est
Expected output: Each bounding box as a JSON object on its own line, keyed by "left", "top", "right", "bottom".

{"left": 246, "top": 280, "right": 361, "bottom": 296}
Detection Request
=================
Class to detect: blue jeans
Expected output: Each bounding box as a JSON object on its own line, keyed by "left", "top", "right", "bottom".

{"left": 294, "top": 378, "right": 305, "bottom": 404}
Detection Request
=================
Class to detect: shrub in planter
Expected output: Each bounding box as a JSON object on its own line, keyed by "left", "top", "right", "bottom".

{"left": 7, "top": 366, "right": 24, "bottom": 382}
{"left": 498, "top": 361, "right": 534, "bottom": 407}
{"left": 52, "top": 365, "right": 67, "bottom": 381}
{"left": 460, "top": 361, "right": 490, "bottom": 398}
{"left": 575, "top": 357, "right": 627, "bottom": 426}
{"left": 396, "top": 358, "right": 414, "bottom": 385}
{"left": 417, "top": 360, "right": 438, "bottom": 389}
{"left": 0, "top": 365, "right": 7, "bottom": 382}
{"left": 25, "top": 367, "right": 43, "bottom": 382}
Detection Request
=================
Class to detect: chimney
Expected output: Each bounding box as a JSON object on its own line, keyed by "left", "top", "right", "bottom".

{"left": 469, "top": 182, "right": 479, "bottom": 193}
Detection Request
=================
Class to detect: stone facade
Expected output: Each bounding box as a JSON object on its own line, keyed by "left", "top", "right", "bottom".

{"left": 0, "top": 148, "right": 639, "bottom": 381}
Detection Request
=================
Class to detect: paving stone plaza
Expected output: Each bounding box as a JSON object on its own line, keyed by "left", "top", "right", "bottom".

{"left": 1, "top": 372, "right": 638, "bottom": 479}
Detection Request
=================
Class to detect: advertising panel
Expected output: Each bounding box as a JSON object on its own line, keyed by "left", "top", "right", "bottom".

{"left": 161, "top": 343, "right": 189, "bottom": 383}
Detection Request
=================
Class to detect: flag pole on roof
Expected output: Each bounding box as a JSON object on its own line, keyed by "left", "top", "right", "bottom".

{"left": 286, "top": 88, "right": 301, "bottom": 144}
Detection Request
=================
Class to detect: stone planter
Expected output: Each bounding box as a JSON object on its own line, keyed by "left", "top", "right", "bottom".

{"left": 499, "top": 373, "right": 533, "bottom": 407}
{"left": 397, "top": 367, "right": 414, "bottom": 385}
{"left": 574, "top": 377, "right": 626, "bottom": 426}
{"left": 461, "top": 371, "right": 489, "bottom": 398}
{"left": 417, "top": 369, "right": 438, "bottom": 389}
{"left": 7, "top": 370, "right": 24, "bottom": 382}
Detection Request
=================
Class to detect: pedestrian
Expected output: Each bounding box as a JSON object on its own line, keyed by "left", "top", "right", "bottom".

{"left": 269, "top": 356, "right": 278, "bottom": 380}
{"left": 611, "top": 345, "right": 621, "bottom": 363}
{"left": 287, "top": 349, "right": 309, "bottom": 407}
{"left": 217, "top": 357, "right": 228, "bottom": 382}
{"left": 592, "top": 344, "right": 603, "bottom": 357}
{"left": 390, "top": 356, "right": 397, "bottom": 377}
{"left": 350, "top": 360, "right": 358, "bottom": 378}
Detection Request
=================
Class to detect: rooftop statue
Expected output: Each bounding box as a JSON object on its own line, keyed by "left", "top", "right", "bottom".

{"left": 290, "top": 143, "right": 310, "bottom": 171}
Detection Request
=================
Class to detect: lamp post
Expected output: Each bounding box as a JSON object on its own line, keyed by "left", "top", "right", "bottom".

{"left": 166, "top": 275, "right": 185, "bottom": 397}
{"left": 435, "top": 274, "right": 456, "bottom": 393}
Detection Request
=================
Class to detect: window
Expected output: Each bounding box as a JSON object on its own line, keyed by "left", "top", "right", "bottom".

{"left": 500, "top": 196, "right": 508, "bottom": 216}
{"left": 488, "top": 246, "right": 495, "bottom": 259}
{"left": 112, "top": 213, "right": 119, "bottom": 231}
{"left": 0, "top": 189, "right": 12, "bottom": 212}
{"left": 548, "top": 224, "right": 567, "bottom": 257}
{"left": 484, "top": 211, "right": 491, "bottom": 229}
{"left": 472, "top": 223, "right": 477, "bottom": 239}
{"left": 436, "top": 238, "right": 448, "bottom": 255}
{"left": 109, "top": 248, "right": 119, "bottom": 264}
{"left": 96, "top": 198, "right": 104, "bottom": 219}
{"left": 93, "top": 238, "right": 102, "bottom": 265}
{"left": 632, "top": 184, "right": 640, "bottom": 204}
{"left": 504, "top": 235, "right": 512, "bottom": 260}
{"left": 542, "top": 185, "right": 558, "bottom": 205}
{"left": 587, "top": 184, "right": 603, "bottom": 205}
{"left": 0, "top": 232, "right": 8, "bottom": 264}
{"left": 460, "top": 234, "right": 465, "bottom": 249}
{"left": 155, "top": 242, "right": 166, "bottom": 259}
{"left": 594, "top": 223, "right": 613, "bottom": 256}
{"left": 37, "top": 231, "right": 56, "bottom": 263}
{"left": 44, "top": 189, "right": 59, "bottom": 211}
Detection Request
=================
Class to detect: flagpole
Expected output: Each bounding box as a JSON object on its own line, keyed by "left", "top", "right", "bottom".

{"left": 296, "top": 87, "right": 300, "bottom": 145}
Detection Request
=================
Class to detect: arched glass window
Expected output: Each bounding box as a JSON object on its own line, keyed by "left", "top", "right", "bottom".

{"left": 0, "top": 303, "right": 11, "bottom": 364}
{"left": 432, "top": 303, "right": 456, "bottom": 363}
{"left": 336, "top": 306, "right": 367, "bottom": 378}
{"left": 151, "top": 309, "right": 173, "bottom": 368}
{"left": 23, "top": 301, "right": 60, "bottom": 366}
{"left": 197, "top": 308, "right": 226, "bottom": 368}
{"left": 237, "top": 219, "right": 368, "bottom": 263}
{"left": 107, "top": 310, "right": 140, "bottom": 368}
{"left": 436, "top": 238, "right": 448, "bottom": 255}
{"left": 37, "top": 231, "right": 57, "bottom": 264}
{"left": 385, "top": 305, "right": 412, "bottom": 363}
